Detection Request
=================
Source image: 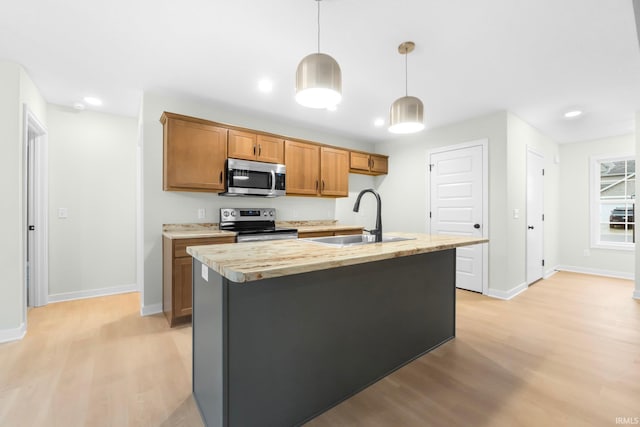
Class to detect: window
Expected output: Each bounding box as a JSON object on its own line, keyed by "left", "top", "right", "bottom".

{"left": 591, "top": 155, "right": 635, "bottom": 249}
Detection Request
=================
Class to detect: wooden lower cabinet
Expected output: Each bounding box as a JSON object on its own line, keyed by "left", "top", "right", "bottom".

{"left": 163, "top": 235, "right": 235, "bottom": 326}
{"left": 297, "top": 228, "right": 363, "bottom": 239}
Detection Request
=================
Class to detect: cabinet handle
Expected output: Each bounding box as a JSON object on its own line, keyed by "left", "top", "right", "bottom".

{"left": 219, "top": 171, "right": 223, "bottom": 183}
{"left": 371, "top": 159, "right": 375, "bottom": 169}
{"left": 368, "top": 158, "right": 371, "bottom": 168}
{"left": 253, "top": 145, "right": 256, "bottom": 155}
{"left": 258, "top": 144, "right": 262, "bottom": 156}
{"left": 315, "top": 180, "right": 319, "bottom": 191}
{"left": 322, "top": 180, "right": 325, "bottom": 190}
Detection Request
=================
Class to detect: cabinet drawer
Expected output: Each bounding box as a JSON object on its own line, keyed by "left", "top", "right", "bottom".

{"left": 173, "top": 236, "right": 235, "bottom": 258}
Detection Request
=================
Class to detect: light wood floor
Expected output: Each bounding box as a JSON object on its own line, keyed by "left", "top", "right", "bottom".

{"left": 1, "top": 272, "right": 638, "bottom": 426}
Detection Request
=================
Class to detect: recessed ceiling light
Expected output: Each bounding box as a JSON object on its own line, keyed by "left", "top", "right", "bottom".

{"left": 326, "top": 105, "right": 337, "bottom": 112}
{"left": 258, "top": 79, "right": 273, "bottom": 93}
{"left": 564, "top": 110, "right": 582, "bottom": 118}
{"left": 83, "top": 96, "right": 102, "bottom": 106}
{"left": 374, "top": 118, "right": 385, "bottom": 127}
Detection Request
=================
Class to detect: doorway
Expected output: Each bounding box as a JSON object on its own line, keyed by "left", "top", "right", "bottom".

{"left": 526, "top": 148, "right": 544, "bottom": 285}
{"left": 23, "top": 105, "right": 48, "bottom": 319}
{"left": 428, "top": 140, "right": 488, "bottom": 294}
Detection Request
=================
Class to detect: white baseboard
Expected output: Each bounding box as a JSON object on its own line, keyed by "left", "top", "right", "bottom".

{"left": 633, "top": 289, "right": 640, "bottom": 300}
{"left": 141, "top": 303, "right": 163, "bottom": 316}
{"left": 0, "top": 322, "right": 26, "bottom": 344}
{"left": 485, "top": 282, "right": 528, "bottom": 300}
{"left": 555, "top": 265, "right": 634, "bottom": 280}
{"left": 48, "top": 283, "right": 138, "bottom": 303}
{"left": 543, "top": 267, "right": 559, "bottom": 279}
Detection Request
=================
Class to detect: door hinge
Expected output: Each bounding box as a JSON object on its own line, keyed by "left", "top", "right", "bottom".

{"left": 429, "top": 211, "right": 432, "bottom": 218}
{"left": 429, "top": 164, "right": 434, "bottom": 172}
{"left": 542, "top": 214, "right": 544, "bottom": 221}
{"left": 28, "top": 225, "right": 35, "bottom": 231}
{"left": 542, "top": 169, "right": 545, "bottom": 176}
{"left": 542, "top": 259, "right": 545, "bottom": 267}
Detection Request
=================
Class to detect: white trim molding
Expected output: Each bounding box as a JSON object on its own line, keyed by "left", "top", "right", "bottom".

{"left": 543, "top": 268, "right": 558, "bottom": 279}
{"left": 555, "top": 265, "right": 634, "bottom": 280}
{"left": 141, "top": 303, "right": 162, "bottom": 316}
{"left": 48, "top": 284, "right": 137, "bottom": 304}
{"left": 0, "top": 323, "right": 26, "bottom": 344}
{"left": 484, "top": 282, "right": 528, "bottom": 300}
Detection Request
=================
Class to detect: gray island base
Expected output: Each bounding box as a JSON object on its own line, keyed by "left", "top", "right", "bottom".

{"left": 192, "top": 249, "right": 456, "bottom": 427}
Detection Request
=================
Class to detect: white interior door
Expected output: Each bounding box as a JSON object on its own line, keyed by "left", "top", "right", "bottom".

{"left": 429, "top": 144, "right": 485, "bottom": 293}
{"left": 526, "top": 148, "right": 544, "bottom": 285}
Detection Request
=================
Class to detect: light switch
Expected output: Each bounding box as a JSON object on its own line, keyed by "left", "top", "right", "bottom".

{"left": 201, "top": 264, "right": 208, "bottom": 282}
{"left": 513, "top": 209, "right": 519, "bottom": 219}
{"left": 58, "top": 208, "right": 68, "bottom": 219}
{"left": 197, "top": 208, "right": 206, "bottom": 219}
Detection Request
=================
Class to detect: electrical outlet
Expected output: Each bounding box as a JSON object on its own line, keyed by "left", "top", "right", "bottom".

{"left": 58, "top": 208, "right": 68, "bottom": 219}
{"left": 197, "top": 208, "right": 205, "bottom": 219}
{"left": 583, "top": 249, "right": 590, "bottom": 257}
{"left": 513, "top": 209, "right": 519, "bottom": 219}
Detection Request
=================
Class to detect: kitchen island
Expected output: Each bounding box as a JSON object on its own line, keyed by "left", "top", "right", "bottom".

{"left": 188, "top": 233, "right": 487, "bottom": 427}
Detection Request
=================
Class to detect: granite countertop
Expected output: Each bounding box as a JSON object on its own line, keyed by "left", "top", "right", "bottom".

{"left": 162, "top": 221, "right": 364, "bottom": 240}
{"left": 187, "top": 233, "right": 488, "bottom": 283}
{"left": 162, "top": 223, "right": 236, "bottom": 240}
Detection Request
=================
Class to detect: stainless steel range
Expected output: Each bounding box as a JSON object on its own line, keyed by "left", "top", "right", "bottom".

{"left": 219, "top": 208, "right": 298, "bottom": 242}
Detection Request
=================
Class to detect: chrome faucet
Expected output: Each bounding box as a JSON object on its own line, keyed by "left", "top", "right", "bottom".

{"left": 353, "top": 188, "right": 382, "bottom": 242}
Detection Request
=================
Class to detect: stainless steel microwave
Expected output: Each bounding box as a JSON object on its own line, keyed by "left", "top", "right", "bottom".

{"left": 219, "top": 158, "right": 286, "bottom": 197}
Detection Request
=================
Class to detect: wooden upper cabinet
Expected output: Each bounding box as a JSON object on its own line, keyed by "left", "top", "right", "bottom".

{"left": 228, "top": 130, "right": 257, "bottom": 161}
{"left": 350, "top": 152, "right": 371, "bottom": 172}
{"left": 256, "top": 135, "right": 284, "bottom": 164}
{"left": 228, "top": 130, "right": 284, "bottom": 164}
{"left": 285, "top": 140, "right": 320, "bottom": 195}
{"left": 349, "top": 151, "right": 389, "bottom": 175}
{"left": 161, "top": 112, "right": 228, "bottom": 192}
{"left": 320, "top": 147, "right": 349, "bottom": 197}
{"left": 370, "top": 155, "right": 388, "bottom": 174}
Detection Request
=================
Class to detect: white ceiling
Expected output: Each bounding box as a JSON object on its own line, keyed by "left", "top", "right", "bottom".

{"left": 1, "top": 0, "right": 639, "bottom": 143}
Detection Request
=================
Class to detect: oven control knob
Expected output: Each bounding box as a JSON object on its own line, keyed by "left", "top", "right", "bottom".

{"left": 222, "top": 210, "right": 229, "bottom": 217}
{"left": 270, "top": 211, "right": 273, "bottom": 216}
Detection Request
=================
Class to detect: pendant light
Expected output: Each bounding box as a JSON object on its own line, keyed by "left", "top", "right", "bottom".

{"left": 389, "top": 41, "right": 424, "bottom": 134}
{"left": 295, "top": 0, "right": 342, "bottom": 109}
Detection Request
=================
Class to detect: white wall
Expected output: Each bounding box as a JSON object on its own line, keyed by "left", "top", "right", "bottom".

{"left": 141, "top": 91, "right": 375, "bottom": 313}
{"left": 636, "top": 112, "right": 640, "bottom": 299}
{"left": 0, "top": 61, "right": 47, "bottom": 340}
{"left": 559, "top": 134, "right": 635, "bottom": 278}
{"left": 374, "top": 112, "right": 560, "bottom": 295}
{"left": 47, "top": 106, "right": 138, "bottom": 299}
{"left": 506, "top": 113, "right": 560, "bottom": 283}
{"left": 0, "top": 62, "right": 22, "bottom": 337}
{"left": 375, "top": 111, "right": 513, "bottom": 292}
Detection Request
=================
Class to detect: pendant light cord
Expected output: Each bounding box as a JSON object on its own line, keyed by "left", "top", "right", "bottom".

{"left": 317, "top": 0, "right": 321, "bottom": 53}
{"left": 405, "top": 52, "right": 408, "bottom": 96}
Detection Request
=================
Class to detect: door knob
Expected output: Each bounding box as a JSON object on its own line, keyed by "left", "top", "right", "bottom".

{"left": 528, "top": 225, "right": 534, "bottom": 230}
{"left": 473, "top": 224, "right": 480, "bottom": 229}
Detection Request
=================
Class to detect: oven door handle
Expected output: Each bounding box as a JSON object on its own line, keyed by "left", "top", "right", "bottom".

{"left": 270, "top": 170, "right": 276, "bottom": 193}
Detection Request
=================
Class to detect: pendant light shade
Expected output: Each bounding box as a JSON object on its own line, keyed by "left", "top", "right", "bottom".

{"left": 389, "top": 41, "right": 424, "bottom": 134}
{"left": 389, "top": 96, "right": 424, "bottom": 134}
{"left": 295, "top": 0, "right": 342, "bottom": 109}
{"left": 296, "top": 53, "right": 342, "bottom": 109}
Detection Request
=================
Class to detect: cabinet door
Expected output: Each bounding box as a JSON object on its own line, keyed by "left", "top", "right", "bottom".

{"left": 164, "top": 118, "right": 228, "bottom": 191}
{"left": 350, "top": 152, "right": 371, "bottom": 172}
{"left": 320, "top": 147, "right": 349, "bottom": 197}
{"left": 285, "top": 140, "right": 320, "bottom": 195}
{"left": 173, "top": 257, "right": 193, "bottom": 318}
{"left": 256, "top": 135, "right": 284, "bottom": 164}
{"left": 370, "top": 155, "right": 388, "bottom": 174}
{"left": 228, "top": 130, "right": 258, "bottom": 161}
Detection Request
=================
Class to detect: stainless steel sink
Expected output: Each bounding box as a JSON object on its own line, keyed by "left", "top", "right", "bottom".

{"left": 302, "top": 234, "right": 415, "bottom": 247}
